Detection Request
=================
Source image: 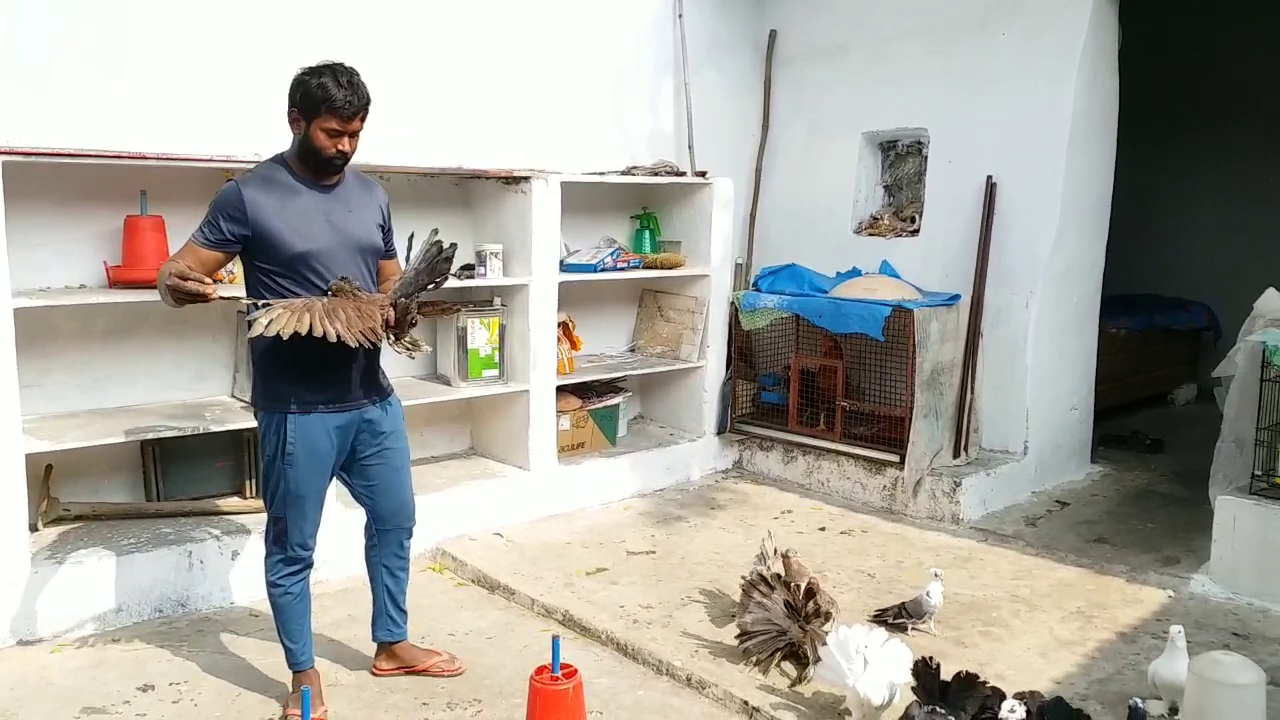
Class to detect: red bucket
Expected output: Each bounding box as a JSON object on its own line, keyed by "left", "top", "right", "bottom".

{"left": 526, "top": 662, "right": 586, "bottom": 720}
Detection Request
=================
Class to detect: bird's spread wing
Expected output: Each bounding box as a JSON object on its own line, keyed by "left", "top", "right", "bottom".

{"left": 245, "top": 296, "right": 386, "bottom": 349}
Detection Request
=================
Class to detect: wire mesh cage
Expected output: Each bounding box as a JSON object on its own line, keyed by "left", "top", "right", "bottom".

{"left": 1250, "top": 343, "right": 1280, "bottom": 500}
{"left": 729, "top": 307, "right": 916, "bottom": 460}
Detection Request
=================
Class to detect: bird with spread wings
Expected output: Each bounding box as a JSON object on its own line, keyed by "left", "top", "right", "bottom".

{"left": 226, "top": 228, "right": 460, "bottom": 358}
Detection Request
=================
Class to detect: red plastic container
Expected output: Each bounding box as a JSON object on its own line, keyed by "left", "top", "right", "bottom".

{"left": 526, "top": 662, "right": 586, "bottom": 720}
{"left": 120, "top": 214, "right": 170, "bottom": 269}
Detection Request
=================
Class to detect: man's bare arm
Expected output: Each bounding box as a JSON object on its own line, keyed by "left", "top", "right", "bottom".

{"left": 158, "top": 241, "right": 236, "bottom": 308}
{"left": 377, "top": 258, "right": 402, "bottom": 295}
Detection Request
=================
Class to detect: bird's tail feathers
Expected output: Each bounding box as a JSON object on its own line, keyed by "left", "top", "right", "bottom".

{"left": 391, "top": 228, "right": 458, "bottom": 301}
{"left": 752, "top": 530, "right": 778, "bottom": 572}
{"left": 1039, "top": 695, "right": 1092, "bottom": 720}
{"left": 910, "top": 656, "right": 944, "bottom": 706}
{"left": 945, "top": 670, "right": 992, "bottom": 714}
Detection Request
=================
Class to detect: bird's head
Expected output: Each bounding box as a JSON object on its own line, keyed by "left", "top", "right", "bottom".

{"left": 1167, "top": 624, "right": 1186, "bottom": 648}
{"left": 997, "top": 699, "right": 1028, "bottom": 720}
{"left": 781, "top": 548, "right": 800, "bottom": 560}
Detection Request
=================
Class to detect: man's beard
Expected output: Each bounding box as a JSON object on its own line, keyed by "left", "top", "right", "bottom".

{"left": 296, "top": 131, "right": 351, "bottom": 178}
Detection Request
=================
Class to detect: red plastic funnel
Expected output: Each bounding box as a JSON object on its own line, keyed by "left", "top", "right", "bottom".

{"left": 120, "top": 214, "right": 170, "bottom": 269}
{"left": 526, "top": 662, "right": 586, "bottom": 720}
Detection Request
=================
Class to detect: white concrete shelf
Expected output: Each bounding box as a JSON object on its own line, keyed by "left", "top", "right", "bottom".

{"left": 557, "top": 268, "right": 710, "bottom": 283}
{"left": 555, "top": 354, "right": 705, "bottom": 386}
{"left": 0, "top": 154, "right": 735, "bottom": 645}
{"left": 10, "top": 278, "right": 525, "bottom": 308}
{"left": 443, "top": 276, "right": 531, "bottom": 289}
{"left": 12, "top": 284, "right": 246, "bottom": 308}
{"left": 23, "top": 378, "right": 529, "bottom": 454}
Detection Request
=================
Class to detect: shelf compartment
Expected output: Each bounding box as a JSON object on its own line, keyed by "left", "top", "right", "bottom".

{"left": 559, "top": 180, "right": 714, "bottom": 269}
{"left": 555, "top": 354, "right": 704, "bottom": 385}
{"left": 557, "top": 268, "right": 709, "bottom": 283}
{"left": 558, "top": 417, "right": 699, "bottom": 466}
{"left": 23, "top": 378, "right": 529, "bottom": 454}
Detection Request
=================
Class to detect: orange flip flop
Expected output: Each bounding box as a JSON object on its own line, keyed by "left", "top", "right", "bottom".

{"left": 369, "top": 652, "right": 467, "bottom": 678}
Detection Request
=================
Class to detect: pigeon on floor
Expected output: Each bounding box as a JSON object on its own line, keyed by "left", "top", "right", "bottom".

{"left": 1126, "top": 697, "right": 1148, "bottom": 720}
{"left": 1145, "top": 624, "right": 1188, "bottom": 717}
{"left": 735, "top": 531, "right": 839, "bottom": 687}
{"left": 869, "top": 568, "right": 945, "bottom": 637}
{"left": 813, "top": 623, "right": 914, "bottom": 719}
{"left": 899, "top": 655, "right": 1004, "bottom": 720}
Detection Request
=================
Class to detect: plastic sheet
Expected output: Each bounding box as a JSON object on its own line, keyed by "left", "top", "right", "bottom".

{"left": 1208, "top": 287, "right": 1280, "bottom": 505}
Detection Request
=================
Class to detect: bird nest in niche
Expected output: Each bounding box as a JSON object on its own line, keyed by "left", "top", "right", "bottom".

{"left": 857, "top": 139, "right": 927, "bottom": 239}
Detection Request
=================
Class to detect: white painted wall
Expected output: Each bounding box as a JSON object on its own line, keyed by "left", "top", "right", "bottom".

{"left": 0, "top": 0, "right": 761, "bottom": 643}
{"left": 750, "top": 0, "right": 1120, "bottom": 508}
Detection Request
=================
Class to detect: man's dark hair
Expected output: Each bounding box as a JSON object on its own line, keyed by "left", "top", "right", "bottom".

{"left": 288, "top": 61, "right": 371, "bottom": 124}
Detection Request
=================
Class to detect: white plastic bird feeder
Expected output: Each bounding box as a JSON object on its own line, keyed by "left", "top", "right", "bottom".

{"left": 1181, "top": 650, "right": 1266, "bottom": 720}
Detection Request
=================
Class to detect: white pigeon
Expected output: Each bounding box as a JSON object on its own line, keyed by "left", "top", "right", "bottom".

{"left": 998, "top": 698, "right": 1028, "bottom": 720}
{"left": 1145, "top": 623, "right": 1189, "bottom": 717}
{"left": 813, "top": 622, "right": 914, "bottom": 720}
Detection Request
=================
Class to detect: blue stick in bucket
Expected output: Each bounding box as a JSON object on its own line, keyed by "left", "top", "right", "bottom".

{"left": 551, "top": 633, "right": 562, "bottom": 677}
{"left": 139, "top": 189, "right": 148, "bottom": 216}
{"left": 300, "top": 685, "right": 311, "bottom": 719}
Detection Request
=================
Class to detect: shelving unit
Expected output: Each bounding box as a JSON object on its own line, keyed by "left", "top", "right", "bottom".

{"left": 0, "top": 151, "right": 734, "bottom": 643}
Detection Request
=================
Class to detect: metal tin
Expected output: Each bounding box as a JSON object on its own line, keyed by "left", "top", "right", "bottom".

{"left": 436, "top": 306, "right": 508, "bottom": 388}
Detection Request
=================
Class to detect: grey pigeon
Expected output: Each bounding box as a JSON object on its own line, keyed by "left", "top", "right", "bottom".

{"left": 870, "top": 568, "right": 944, "bottom": 636}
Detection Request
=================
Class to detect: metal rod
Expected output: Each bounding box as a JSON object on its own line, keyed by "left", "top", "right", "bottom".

{"left": 743, "top": 29, "right": 778, "bottom": 292}
{"left": 676, "top": 0, "right": 697, "bottom": 174}
{"left": 953, "top": 176, "right": 997, "bottom": 460}
{"left": 963, "top": 180, "right": 997, "bottom": 456}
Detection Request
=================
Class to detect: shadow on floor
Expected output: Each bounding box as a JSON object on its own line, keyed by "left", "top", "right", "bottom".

{"left": 973, "top": 398, "right": 1219, "bottom": 579}
{"left": 10, "top": 514, "right": 371, "bottom": 707}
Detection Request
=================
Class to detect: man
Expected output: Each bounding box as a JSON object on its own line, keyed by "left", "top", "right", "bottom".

{"left": 157, "top": 61, "right": 465, "bottom": 719}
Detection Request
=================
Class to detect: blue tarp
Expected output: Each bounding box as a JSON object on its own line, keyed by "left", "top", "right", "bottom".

{"left": 1099, "top": 293, "right": 1222, "bottom": 343}
{"left": 738, "top": 260, "right": 963, "bottom": 341}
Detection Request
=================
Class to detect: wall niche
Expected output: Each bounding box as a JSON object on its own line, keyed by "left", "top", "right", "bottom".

{"left": 851, "top": 128, "right": 930, "bottom": 239}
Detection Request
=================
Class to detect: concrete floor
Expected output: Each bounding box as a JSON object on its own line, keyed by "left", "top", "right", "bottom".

{"left": 975, "top": 399, "right": 1220, "bottom": 577}
{"left": 439, "top": 477, "right": 1280, "bottom": 720}
{"left": 0, "top": 567, "right": 737, "bottom": 719}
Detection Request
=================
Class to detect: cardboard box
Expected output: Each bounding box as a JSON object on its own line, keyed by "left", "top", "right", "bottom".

{"left": 557, "top": 405, "right": 620, "bottom": 457}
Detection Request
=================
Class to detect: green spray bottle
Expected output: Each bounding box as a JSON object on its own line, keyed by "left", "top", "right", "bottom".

{"left": 630, "top": 207, "right": 662, "bottom": 255}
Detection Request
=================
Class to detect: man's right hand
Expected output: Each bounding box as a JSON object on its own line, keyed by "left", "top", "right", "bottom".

{"left": 160, "top": 260, "right": 219, "bottom": 307}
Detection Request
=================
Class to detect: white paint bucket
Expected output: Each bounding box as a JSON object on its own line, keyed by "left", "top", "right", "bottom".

{"left": 475, "top": 243, "right": 504, "bottom": 279}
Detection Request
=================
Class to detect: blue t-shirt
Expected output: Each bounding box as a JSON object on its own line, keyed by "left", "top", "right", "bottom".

{"left": 191, "top": 153, "right": 397, "bottom": 414}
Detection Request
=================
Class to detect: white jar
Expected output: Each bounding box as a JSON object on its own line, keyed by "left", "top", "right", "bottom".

{"left": 475, "top": 243, "right": 504, "bottom": 279}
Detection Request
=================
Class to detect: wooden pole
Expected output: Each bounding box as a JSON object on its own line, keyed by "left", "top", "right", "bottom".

{"left": 742, "top": 29, "right": 778, "bottom": 292}
{"left": 676, "top": 0, "right": 698, "bottom": 174}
